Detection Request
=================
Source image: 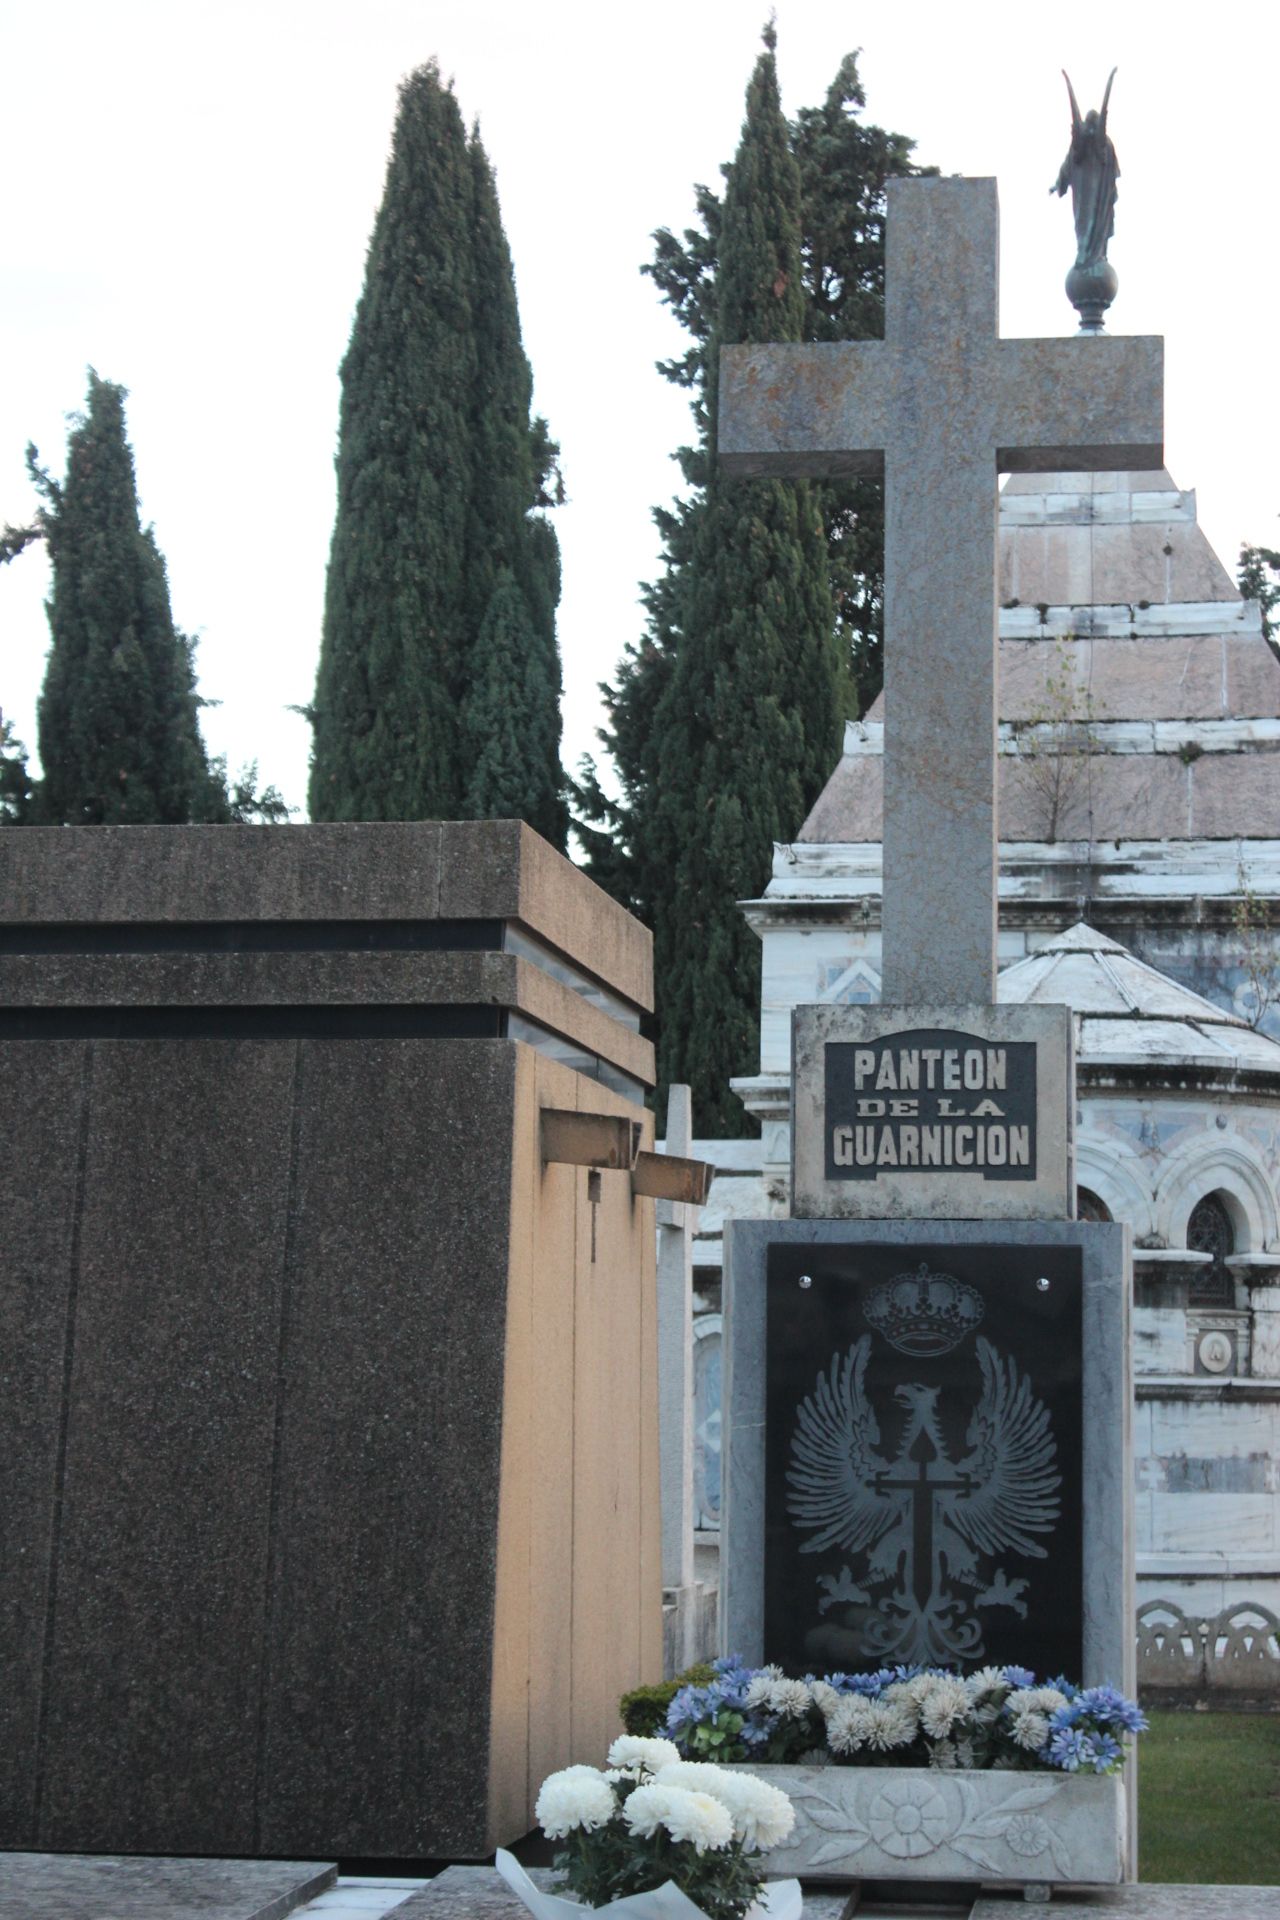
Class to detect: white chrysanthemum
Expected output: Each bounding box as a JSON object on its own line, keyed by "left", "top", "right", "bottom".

{"left": 606, "top": 1735, "right": 681, "bottom": 1775}
{"left": 662, "top": 1788, "right": 734, "bottom": 1853}
{"left": 656, "top": 1764, "right": 794, "bottom": 1852}
{"left": 865, "top": 1699, "right": 917, "bottom": 1750}
{"left": 624, "top": 1783, "right": 681, "bottom": 1840}
{"left": 722, "top": 1773, "right": 795, "bottom": 1851}
{"left": 656, "top": 1760, "right": 737, "bottom": 1796}
{"left": 535, "top": 1767, "right": 617, "bottom": 1838}
{"left": 768, "top": 1678, "right": 813, "bottom": 1719}
{"left": 905, "top": 1672, "right": 941, "bottom": 1705}
{"left": 920, "top": 1676, "right": 970, "bottom": 1741}
{"left": 929, "top": 1739, "right": 958, "bottom": 1770}
{"left": 1009, "top": 1686, "right": 1068, "bottom": 1717}
{"left": 824, "top": 1695, "right": 876, "bottom": 1755}
{"left": 955, "top": 1736, "right": 978, "bottom": 1770}
{"left": 809, "top": 1680, "right": 840, "bottom": 1713}
{"left": 1011, "top": 1709, "right": 1050, "bottom": 1752}
{"left": 966, "top": 1666, "right": 1007, "bottom": 1700}
{"left": 1032, "top": 1688, "right": 1068, "bottom": 1716}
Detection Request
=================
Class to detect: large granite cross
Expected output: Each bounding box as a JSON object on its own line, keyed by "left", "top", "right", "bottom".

{"left": 719, "top": 177, "right": 1163, "bottom": 1004}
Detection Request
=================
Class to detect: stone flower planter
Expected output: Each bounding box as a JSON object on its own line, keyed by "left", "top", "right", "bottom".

{"left": 736, "top": 1766, "right": 1126, "bottom": 1888}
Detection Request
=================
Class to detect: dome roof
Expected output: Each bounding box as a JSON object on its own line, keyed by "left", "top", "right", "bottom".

{"left": 997, "top": 922, "right": 1280, "bottom": 1076}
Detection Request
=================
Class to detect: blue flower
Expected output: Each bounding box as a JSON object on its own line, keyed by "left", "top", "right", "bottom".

{"left": 1085, "top": 1732, "right": 1122, "bottom": 1773}
{"left": 1048, "top": 1727, "right": 1089, "bottom": 1772}
{"left": 1001, "top": 1665, "right": 1035, "bottom": 1689}
{"left": 1078, "top": 1685, "right": 1146, "bottom": 1733}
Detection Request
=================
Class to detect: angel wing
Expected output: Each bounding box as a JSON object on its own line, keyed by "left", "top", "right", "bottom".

{"left": 1100, "top": 66, "right": 1117, "bottom": 131}
{"left": 1062, "top": 69, "right": 1083, "bottom": 138}
{"left": 941, "top": 1337, "right": 1060, "bottom": 1561}
{"left": 785, "top": 1337, "right": 903, "bottom": 1557}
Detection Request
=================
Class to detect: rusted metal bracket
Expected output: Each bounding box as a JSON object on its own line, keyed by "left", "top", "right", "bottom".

{"left": 540, "top": 1108, "right": 642, "bottom": 1170}
{"left": 630, "top": 1150, "right": 713, "bottom": 1206}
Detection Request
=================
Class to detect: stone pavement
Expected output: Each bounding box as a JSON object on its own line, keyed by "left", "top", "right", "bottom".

{"left": 0, "top": 1853, "right": 335, "bottom": 1920}
{"left": 972, "top": 1888, "right": 1280, "bottom": 1917}
{"left": 391, "top": 1872, "right": 856, "bottom": 1918}
{"left": 3, "top": 1857, "right": 1278, "bottom": 1920}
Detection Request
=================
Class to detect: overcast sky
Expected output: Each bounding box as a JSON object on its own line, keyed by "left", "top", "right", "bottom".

{"left": 3, "top": 1, "right": 1277, "bottom": 817}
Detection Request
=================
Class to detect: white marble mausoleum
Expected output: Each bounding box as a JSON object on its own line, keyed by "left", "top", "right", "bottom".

{"left": 685, "top": 471, "right": 1280, "bottom": 1687}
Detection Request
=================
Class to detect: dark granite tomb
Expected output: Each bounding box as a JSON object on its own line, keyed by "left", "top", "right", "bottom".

{"left": 763, "top": 1240, "right": 1083, "bottom": 1679}
{"left": 0, "top": 820, "right": 662, "bottom": 1860}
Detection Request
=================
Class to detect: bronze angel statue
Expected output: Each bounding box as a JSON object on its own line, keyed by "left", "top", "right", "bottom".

{"left": 1052, "top": 68, "right": 1119, "bottom": 272}
{"left": 787, "top": 1336, "right": 1061, "bottom": 1664}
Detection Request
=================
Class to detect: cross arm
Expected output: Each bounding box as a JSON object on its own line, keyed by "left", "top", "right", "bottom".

{"left": 718, "top": 342, "right": 890, "bottom": 479}
{"left": 995, "top": 335, "right": 1163, "bottom": 473}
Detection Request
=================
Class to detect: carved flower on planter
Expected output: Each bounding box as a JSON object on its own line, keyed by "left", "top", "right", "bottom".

{"left": 867, "top": 1779, "right": 951, "bottom": 1858}
{"left": 1002, "top": 1813, "right": 1053, "bottom": 1859}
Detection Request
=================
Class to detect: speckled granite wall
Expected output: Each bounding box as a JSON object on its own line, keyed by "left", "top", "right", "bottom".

{"left": 0, "top": 822, "right": 661, "bottom": 1860}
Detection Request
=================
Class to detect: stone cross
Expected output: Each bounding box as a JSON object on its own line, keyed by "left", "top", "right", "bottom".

{"left": 719, "top": 176, "right": 1163, "bottom": 1004}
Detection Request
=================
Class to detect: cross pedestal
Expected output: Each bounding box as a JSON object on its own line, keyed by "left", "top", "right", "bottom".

{"left": 719, "top": 176, "right": 1163, "bottom": 1005}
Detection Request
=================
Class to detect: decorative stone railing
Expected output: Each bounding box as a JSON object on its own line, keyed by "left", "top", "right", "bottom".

{"left": 1137, "top": 1600, "right": 1280, "bottom": 1696}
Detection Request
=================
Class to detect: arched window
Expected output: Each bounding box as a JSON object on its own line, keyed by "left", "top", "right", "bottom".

{"left": 1187, "top": 1193, "right": 1235, "bottom": 1307}
{"left": 1077, "top": 1187, "right": 1112, "bottom": 1223}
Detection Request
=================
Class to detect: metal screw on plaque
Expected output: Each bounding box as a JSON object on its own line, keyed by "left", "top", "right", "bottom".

{"left": 1037, "top": 1276, "right": 1051, "bottom": 1292}
{"left": 798, "top": 1274, "right": 813, "bottom": 1290}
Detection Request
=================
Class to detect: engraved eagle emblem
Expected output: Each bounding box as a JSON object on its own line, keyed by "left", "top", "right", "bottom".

{"left": 786, "top": 1335, "right": 1060, "bottom": 1664}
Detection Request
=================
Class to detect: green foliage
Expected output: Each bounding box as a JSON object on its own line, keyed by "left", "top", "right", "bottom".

{"left": 1140, "top": 1710, "right": 1280, "bottom": 1884}
{"left": 0, "top": 712, "right": 34, "bottom": 823}
{"left": 575, "top": 39, "right": 924, "bottom": 1131}
{"left": 214, "top": 758, "right": 294, "bottom": 824}
{"left": 30, "top": 373, "right": 229, "bottom": 827}
{"left": 310, "top": 66, "right": 564, "bottom": 839}
{"left": 1239, "top": 539, "right": 1280, "bottom": 646}
{"left": 650, "top": 38, "right": 849, "bottom": 1133}
{"left": 618, "top": 1663, "right": 715, "bottom": 1737}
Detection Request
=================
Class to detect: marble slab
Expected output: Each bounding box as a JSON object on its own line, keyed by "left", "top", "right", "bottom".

{"left": 0, "top": 1854, "right": 335, "bottom": 1920}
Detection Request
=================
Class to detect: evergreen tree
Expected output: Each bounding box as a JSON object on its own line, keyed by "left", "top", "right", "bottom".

{"left": 0, "top": 713, "right": 34, "bottom": 824}
{"left": 576, "top": 40, "right": 923, "bottom": 1130}
{"left": 31, "top": 373, "right": 226, "bottom": 826}
{"left": 310, "top": 65, "right": 564, "bottom": 839}
{"left": 652, "top": 32, "right": 841, "bottom": 1134}
{"left": 461, "top": 130, "right": 566, "bottom": 844}
{"left": 1240, "top": 540, "right": 1280, "bottom": 646}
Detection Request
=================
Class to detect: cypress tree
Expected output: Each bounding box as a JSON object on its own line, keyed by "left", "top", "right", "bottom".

{"left": 310, "top": 67, "right": 565, "bottom": 839}
{"left": 32, "top": 372, "right": 224, "bottom": 826}
{"left": 460, "top": 130, "right": 565, "bottom": 845}
{"left": 463, "top": 566, "right": 560, "bottom": 828}
{"left": 576, "top": 41, "right": 923, "bottom": 1130}
{"left": 311, "top": 66, "right": 475, "bottom": 821}
{"left": 649, "top": 32, "right": 842, "bottom": 1135}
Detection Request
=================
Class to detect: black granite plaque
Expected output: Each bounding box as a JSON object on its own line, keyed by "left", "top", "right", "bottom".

{"left": 824, "top": 1028, "right": 1037, "bottom": 1182}
{"left": 764, "top": 1240, "right": 1082, "bottom": 1680}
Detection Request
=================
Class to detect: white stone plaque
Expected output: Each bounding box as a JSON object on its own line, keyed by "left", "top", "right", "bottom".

{"left": 792, "top": 1003, "right": 1073, "bottom": 1220}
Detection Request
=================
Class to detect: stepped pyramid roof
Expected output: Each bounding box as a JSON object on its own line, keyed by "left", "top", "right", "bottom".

{"left": 998, "top": 920, "right": 1280, "bottom": 1075}
{"left": 800, "top": 470, "right": 1280, "bottom": 847}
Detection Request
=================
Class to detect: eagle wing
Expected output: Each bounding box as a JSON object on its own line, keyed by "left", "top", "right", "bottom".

{"left": 941, "top": 1337, "right": 1061, "bottom": 1560}
{"left": 785, "top": 1337, "right": 902, "bottom": 1557}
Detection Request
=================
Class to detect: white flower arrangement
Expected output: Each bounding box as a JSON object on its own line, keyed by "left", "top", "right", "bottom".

{"left": 501, "top": 1743, "right": 799, "bottom": 1920}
